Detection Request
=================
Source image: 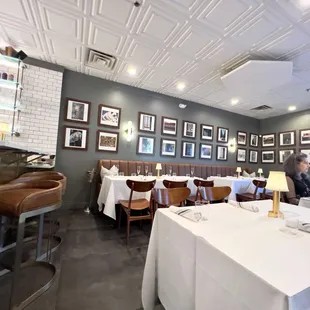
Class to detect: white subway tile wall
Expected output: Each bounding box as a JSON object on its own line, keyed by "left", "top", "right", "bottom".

{"left": 0, "top": 65, "right": 63, "bottom": 154}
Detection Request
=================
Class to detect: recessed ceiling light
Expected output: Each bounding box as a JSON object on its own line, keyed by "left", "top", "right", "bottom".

{"left": 231, "top": 98, "right": 239, "bottom": 105}
{"left": 176, "top": 82, "right": 186, "bottom": 91}
{"left": 288, "top": 106, "right": 296, "bottom": 111}
{"left": 299, "top": 0, "right": 310, "bottom": 8}
{"left": 179, "top": 103, "right": 187, "bottom": 109}
{"left": 127, "top": 66, "right": 137, "bottom": 76}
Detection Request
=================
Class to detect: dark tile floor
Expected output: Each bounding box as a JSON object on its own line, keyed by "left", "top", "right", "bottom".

{"left": 56, "top": 210, "right": 164, "bottom": 310}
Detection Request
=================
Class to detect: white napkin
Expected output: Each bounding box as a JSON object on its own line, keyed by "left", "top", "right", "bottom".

{"left": 169, "top": 206, "right": 207, "bottom": 222}
{"left": 298, "top": 221, "right": 310, "bottom": 233}
{"left": 228, "top": 200, "right": 259, "bottom": 213}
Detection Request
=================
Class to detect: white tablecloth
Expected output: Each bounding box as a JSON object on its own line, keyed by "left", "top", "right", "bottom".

{"left": 299, "top": 197, "right": 310, "bottom": 208}
{"left": 97, "top": 176, "right": 198, "bottom": 220}
{"left": 142, "top": 200, "right": 310, "bottom": 310}
{"left": 207, "top": 176, "right": 267, "bottom": 200}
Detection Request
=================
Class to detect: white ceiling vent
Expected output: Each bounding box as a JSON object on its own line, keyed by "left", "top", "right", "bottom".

{"left": 86, "top": 49, "right": 117, "bottom": 71}
{"left": 221, "top": 60, "right": 293, "bottom": 98}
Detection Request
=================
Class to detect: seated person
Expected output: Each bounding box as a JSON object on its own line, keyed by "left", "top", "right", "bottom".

{"left": 283, "top": 153, "right": 310, "bottom": 205}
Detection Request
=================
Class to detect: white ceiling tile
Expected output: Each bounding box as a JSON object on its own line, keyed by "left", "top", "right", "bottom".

{"left": 1, "top": 0, "right": 310, "bottom": 119}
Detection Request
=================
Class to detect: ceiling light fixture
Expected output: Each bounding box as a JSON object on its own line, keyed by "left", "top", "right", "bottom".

{"left": 179, "top": 103, "right": 187, "bottom": 109}
{"left": 231, "top": 98, "right": 239, "bottom": 105}
{"left": 299, "top": 0, "right": 310, "bottom": 8}
{"left": 127, "top": 66, "right": 137, "bottom": 76}
{"left": 288, "top": 106, "right": 296, "bottom": 111}
{"left": 176, "top": 82, "right": 186, "bottom": 91}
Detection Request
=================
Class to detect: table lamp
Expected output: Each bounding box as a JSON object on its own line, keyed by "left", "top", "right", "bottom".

{"left": 156, "top": 163, "right": 162, "bottom": 178}
{"left": 0, "top": 122, "right": 11, "bottom": 141}
{"left": 266, "top": 171, "right": 289, "bottom": 218}
{"left": 258, "top": 168, "right": 263, "bottom": 178}
{"left": 236, "top": 167, "right": 242, "bottom": 178}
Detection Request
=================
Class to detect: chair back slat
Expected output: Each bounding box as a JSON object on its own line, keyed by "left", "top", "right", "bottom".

{"left": 163, "top": 179, "right": 188, "bottom": 188}
{"left": 199, "top": 186, "right": 231, "bottom": 203}
{"left": 152, "top": 188, "right": 191, "bottom": 207}
{"left": 125, "top": 180, "right": 156, "bottom": 210}
{"left": 252, "top": 179, "right": 267, "bottom": 199}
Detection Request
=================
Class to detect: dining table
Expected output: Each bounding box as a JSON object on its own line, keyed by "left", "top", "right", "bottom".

{"left": 142, "top": 200, "right": 310, "bottom": 310}
{"left": 97, "top": 175, "right": 198, "bottom": 220}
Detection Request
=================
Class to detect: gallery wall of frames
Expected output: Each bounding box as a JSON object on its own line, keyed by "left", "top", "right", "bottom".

{"left": 62, "top": 98, "right": 310, "bottom": 166}
{"left": 62, "top": 97, "right": 263, "bottom": 163}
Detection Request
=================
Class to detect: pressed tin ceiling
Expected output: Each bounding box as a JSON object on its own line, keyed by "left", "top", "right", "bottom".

{"left": 1, "top": 0, "right": 310, "bottom": 119}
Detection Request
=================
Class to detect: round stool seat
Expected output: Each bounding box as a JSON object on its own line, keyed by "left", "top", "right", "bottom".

{"left": 0, "top": 180, "right": 62, "bottom": 217}
{"left": 11, "top": 174, "right": 67, "bottom": 195}
{"left": 20, "top": 171, "right": 64, "bottom": 178}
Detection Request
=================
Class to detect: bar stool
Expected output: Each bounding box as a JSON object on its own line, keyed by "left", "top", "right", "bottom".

{"left": 0, "top": 180, "right": 62, "bottom": 309}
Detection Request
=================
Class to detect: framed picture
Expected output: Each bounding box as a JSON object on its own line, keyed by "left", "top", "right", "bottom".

{"left": 161, "top": 138, "right": 176, "bottom": 157}
{"left": 96, "top": 130, "right": 119, "bottom": 152}
{"left": 137, "top": 135, "right": 155, "bottom": 156}
{"left": 262, "top": 133, "right": 276, "bottom": 148}
{"left": 65, "top": 98, "right": 91, "bottom": 124}
{"left": 98, "top": 104, "right": 121, "bottom": 128}
{"left": 279, "top": 149, "right": 295, "bottom": 164}
{"left": 279, "top": 130, "right": 296, "bottom": 147}
{"left": 63, "top": 126, "right": 88, "bottom": 150}
{"left": 261, "top": 150, "right": 275, "bottom": 163}
{"left": 236, "top": 148, "right": 246, "bottom": 162}
{"left": 200, "top": 143, "right": 212, "bottom": 160}
{"left": 216, "top": 145, "right": 228, "bottom": 161}
{"left": 182, "top": 141, "right": 195, "bottom": 158}
{"left": 249, "top": 133, "right": 259, "bottom": 147}
{"left": 237, "top": 131, "right": 247, "bottom": 146}
{"left": 138, "top": 112, "right": 156, "bottom": 133}
{"left": 249, "top": 150, "right": 258, "bottom": 163}
{"left": 300, "top": 149, "right": 310, "bottom": 161}
{"left": 183, "top": 121, "right": 196, "bottom": 139}
{"left": 201, "top": 124, "right": 213, "bottom": 141}
{"left": 161, "top": 116, "right": 178, "bottom": 136}
{"left": 217, "top": 127, "right": 229, "bottom": 143}
{"left": 300, "top": 129, "right": 310, "bottom": 145}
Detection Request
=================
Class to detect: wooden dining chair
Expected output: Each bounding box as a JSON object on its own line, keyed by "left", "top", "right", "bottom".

{"left": 163, "top": 179, "right": 188, "bottom": 188}
{"left": 236, "top": 180, "right": 267, "bottom": 202}
{"left": 152, "top": 187, "right": 191, "bottom": 210}
{"left": 186, "top": 179, "right": 214, "bottom": 206}
{"left": 118, "top": 179, "right": 156, "bottom": 245}
{"left": 199, "top": 186, "right": 232, "bottom": 203}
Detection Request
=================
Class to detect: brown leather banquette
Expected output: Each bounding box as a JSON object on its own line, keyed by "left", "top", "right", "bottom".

{"left": 97, "top": 160, "right": 252, "bottom": 188}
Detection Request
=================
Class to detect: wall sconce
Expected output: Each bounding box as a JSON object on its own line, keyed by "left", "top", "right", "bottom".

{"left": 228, "top": 137, "right": 236, "bottom": 152}
{"left": 125, "top": 121, "right": 133, "bottom": 142}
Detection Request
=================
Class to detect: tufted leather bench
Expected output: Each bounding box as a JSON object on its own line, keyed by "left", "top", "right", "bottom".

{"left": 97, "top": 160, "right": 252, "bottom": 191}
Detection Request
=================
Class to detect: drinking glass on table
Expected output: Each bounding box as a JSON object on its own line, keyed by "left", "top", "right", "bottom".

{"left": 148, "top": 172, "right": 153, "bottom": 176}
{"left": 145, "top": 165, "right": 149, "bottom": 176}
{"left": 186, "top": 174, "right": 190, "bottom": 177}
{"left": 194, "top": 200, "right": 209, "bottom": 221}
{"left": 172, "top": 172, "right": 177, "bottom": 177}
{"left": 278, "top": 211, "right": 299, "bottom": 235}
{"left": 217, "top": 174, "right": 221, "bottom": 177}
{"left": 190, "top": 167, "right": 195, "bottom": 177}
{"left": 119, "top": 172, "right": 124, "bottom": 177}
{"left": 169, "top": 166, "right": 172, "bottom": 176}
{"left": 137, "top": 165, "right": 141, "bottom": 175}
{"left": 131, "top": 172, "right": 136, "bottom": 176}
{"left": 233, "top": 174, "right": 237, "bottom": 178}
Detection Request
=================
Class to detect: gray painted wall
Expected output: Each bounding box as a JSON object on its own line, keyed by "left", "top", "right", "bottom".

{"left": 259, "top": 109, "right": 310, "bottom": 173}
{"left": 55, "top": 70, "right": 260, "bottom": 207}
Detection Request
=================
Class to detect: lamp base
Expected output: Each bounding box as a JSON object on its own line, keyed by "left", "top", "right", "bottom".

{"left": 268, "top": 191, "right": 282, "bottom": 218}
{"left": 156, "top": 170, "right": 160, "bottom": 178}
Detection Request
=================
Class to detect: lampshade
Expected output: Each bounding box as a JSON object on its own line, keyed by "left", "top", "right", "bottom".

{"left": 156, "top": 163, "right": 162, "bottom": 170}
{"left": 0, "top": 122, "right": 11, "bottom": 132}
{"left": 266, "top": 171, "right": 289, "bottom": 192}
{"left": 236, "top": 167, "right": 242, "bottom": 173}
{"left": 258, "top": 168, "right": 263, "bottom": 173}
